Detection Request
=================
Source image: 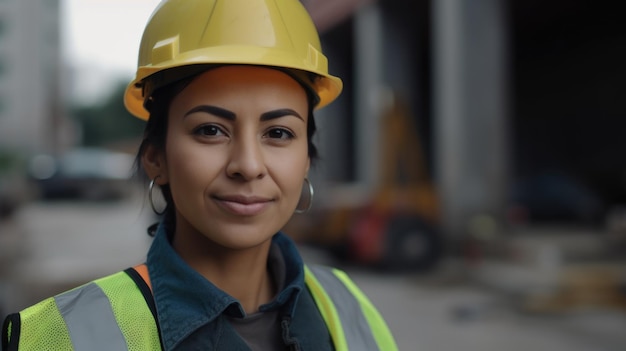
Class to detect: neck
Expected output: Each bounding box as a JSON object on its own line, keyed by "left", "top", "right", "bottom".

{"left": 171, "top": 225, "right": 276, "bottom": 315}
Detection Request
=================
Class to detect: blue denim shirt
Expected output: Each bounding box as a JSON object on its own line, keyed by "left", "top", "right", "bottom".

{"left": 146, "top": 223, "right": 334, "bottom": 351}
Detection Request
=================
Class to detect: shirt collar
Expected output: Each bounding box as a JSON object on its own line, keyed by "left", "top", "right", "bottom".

{"left": 146, "top": 222, "right": 305, "bottom": 350}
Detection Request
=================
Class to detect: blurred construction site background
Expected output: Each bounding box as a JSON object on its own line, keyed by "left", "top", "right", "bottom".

{"left": 1, "top": 0, "right": 626, "bottom": 350}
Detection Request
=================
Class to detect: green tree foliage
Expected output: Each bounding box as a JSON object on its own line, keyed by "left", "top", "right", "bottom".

{"left": 72, "top": 81, "right": 145, "bottom": 147}
{"left": 0, "top": 148, "right": 22, "bottom": 174}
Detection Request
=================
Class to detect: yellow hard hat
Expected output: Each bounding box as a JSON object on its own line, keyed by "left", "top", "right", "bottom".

{"left": 124, "top": 0, "right": 343, "bottom": 120}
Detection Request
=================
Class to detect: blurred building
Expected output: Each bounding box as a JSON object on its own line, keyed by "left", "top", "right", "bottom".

{"left": 299, "top": 0, "right": 626, "bottom": 267}
{"left": 307, "top": 1, "right": 508, "bottom": 235}
{"left": 0, "top": 0, "right": 66, "bottom": 154}
{"left": 300, "top": 0, "right": 507, "bottom": 265}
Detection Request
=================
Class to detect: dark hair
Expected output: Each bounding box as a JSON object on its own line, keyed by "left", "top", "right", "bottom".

{"left": 134, "top": 68, "right": 319, "bottom": 234}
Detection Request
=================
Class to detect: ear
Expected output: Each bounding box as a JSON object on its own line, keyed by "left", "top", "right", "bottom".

{"left": 142, "top": 143, "right": 168, "bottom": 184}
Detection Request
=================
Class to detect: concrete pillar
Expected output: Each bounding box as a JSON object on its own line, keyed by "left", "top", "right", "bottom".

{"left": 353, "top": 2, "right": 385, "bottom": 192}
{"left": 432, "top": 0, "right": 510, "bottom": 246}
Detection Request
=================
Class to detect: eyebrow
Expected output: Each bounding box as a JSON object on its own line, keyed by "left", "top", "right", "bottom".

{"left": 184, "top": 105, "right": 235, "bottom": 120}
{"left": 183, "top": 105, "right": 303, "bottom": 121}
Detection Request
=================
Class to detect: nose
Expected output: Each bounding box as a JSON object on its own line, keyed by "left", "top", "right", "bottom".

{"left": 226, "top": 136, "right": 266, "bottom": 181}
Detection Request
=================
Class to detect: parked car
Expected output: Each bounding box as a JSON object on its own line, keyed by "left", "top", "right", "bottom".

{"left": 510, "top": 171, "right": 604, "bottom": 225}
{"left": 28, "top": 148, "right": 135, "bottom": 201}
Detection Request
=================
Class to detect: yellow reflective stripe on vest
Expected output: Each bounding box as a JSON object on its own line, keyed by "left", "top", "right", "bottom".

{"left": 305, "top": 265, "right": 398, "bottom": 351}
{"left": 10, "top": 270, "right": 161, "bottom": 350}
{"left": 97, "top": 270, "right": 161, "bottom": 350}
{"left": 55, "top": 283, "right": 128, "bottom": 350}
{"left": 330, "top": 269, "right": 398, "bottom": 351}
{"left": 11, "top": 297, "right": 74, "bottom": 349}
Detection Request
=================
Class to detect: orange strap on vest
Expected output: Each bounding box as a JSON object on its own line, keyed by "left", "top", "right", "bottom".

{"left": 133, "top": 264, "right": 152, "bottom": 292}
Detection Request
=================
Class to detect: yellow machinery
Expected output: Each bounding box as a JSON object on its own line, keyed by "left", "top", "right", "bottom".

{"left": 303, "top": 93, "right": 443, "bottom": 271}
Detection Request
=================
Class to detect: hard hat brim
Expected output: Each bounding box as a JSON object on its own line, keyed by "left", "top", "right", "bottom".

{"left": 124, "top": 46, "right": 343, "bottom": 120}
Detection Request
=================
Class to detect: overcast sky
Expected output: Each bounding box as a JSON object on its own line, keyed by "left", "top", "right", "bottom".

{"left": 61, "top": 0, "right": 162, "bottom": 103}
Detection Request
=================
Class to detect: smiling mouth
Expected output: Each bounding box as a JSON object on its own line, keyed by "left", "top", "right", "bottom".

{"left": 213, "top": 195, "right": 273, "bottom": 216}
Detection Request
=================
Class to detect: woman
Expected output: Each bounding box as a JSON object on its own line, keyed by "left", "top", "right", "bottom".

{"left": 2, "top": 0, "right": 397, "bottom": 350}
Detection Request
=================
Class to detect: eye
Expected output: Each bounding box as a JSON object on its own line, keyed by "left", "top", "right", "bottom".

{"left": 266, "top": 128, "right": 294, "bottom": 140}
{"left": 193, "top": 124, "right": 225, "bottom": 137}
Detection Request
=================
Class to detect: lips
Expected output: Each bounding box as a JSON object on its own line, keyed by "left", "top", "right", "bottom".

{"left": 213, "top": 194, "right": 273, "bottom": 216}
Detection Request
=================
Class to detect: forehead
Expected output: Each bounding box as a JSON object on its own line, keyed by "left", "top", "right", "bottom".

{"left": 171, "top": 65, "right": 308, "bottom": 108}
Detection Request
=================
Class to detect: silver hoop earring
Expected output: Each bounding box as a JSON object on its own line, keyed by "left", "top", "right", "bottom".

{"left": 295, "top": 178, "right": 314, "bottom": 214}
{"left": 149, "top": 176, "right": 166, "bottom": 216}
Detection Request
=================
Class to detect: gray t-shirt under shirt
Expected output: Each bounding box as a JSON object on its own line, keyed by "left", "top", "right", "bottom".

{"left": 228, "top": 244, "right": 288, "bottom": 351}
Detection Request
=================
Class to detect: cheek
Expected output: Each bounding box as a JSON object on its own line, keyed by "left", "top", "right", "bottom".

{"left": 268, "top": 147, "right": 309, "bottom": 192}
{"left": 165, "top": 135, "right": 224, "bottom": 188}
